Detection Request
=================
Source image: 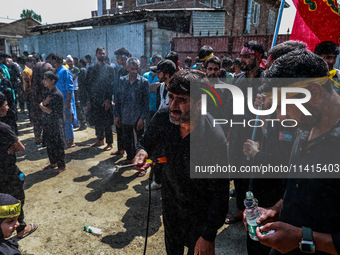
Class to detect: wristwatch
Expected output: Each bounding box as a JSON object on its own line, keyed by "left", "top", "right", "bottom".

{"left": 299, "top": 226, "right": 315, "bottom": 253}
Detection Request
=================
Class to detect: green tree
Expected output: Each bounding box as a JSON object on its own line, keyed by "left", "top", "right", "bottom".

{"left": 20, "top": 9, "right": 42, "bottom": 22}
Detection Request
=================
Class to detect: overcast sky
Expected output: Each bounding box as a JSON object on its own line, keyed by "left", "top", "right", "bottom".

{"left": 0, "top": 0, "right": 295, "bottom": 34}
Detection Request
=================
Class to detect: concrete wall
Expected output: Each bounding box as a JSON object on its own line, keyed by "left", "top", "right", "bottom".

{"left": 144, "top": 20, "right": 188, "bottom": 59}
{"left": 19, "top": 23, "right": 145, "bottom": 62}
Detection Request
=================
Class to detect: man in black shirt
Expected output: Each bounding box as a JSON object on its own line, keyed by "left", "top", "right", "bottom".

{"left": 227, "top": 41, "right": 265, "bottom": 224}
{"left": 133, "top": 70, "right": 229, "bottom": 254}
{"left": 0, "top": 67, "right": 17, "bottom": 134}
{"left": 256, "top": 50, "right": 340, "bottom": 255}
{"left": 85, "top": 47, "right": 115, "bottom": 151}
{"left": 0, "top": 92, "right": 37, "bottom": 239}
{"left": 111, "top": 47, "right": 131, "bottom": 156}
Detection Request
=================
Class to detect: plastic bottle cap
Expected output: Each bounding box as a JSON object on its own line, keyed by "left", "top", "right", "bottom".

{"left": 84, "top": 226, "right": 87, "bottom": 231}
{"left": 246, "top": 191, "right": 254, "bottom": 199}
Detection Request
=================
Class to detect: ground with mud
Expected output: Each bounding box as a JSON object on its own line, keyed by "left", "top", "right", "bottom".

{"left": 14, "top": 113, "right": 247, "bottom": 255}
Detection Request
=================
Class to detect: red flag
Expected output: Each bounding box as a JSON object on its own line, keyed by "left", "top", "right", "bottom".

{"left": 290, "top": 0, "right": 340, "bottom": 51}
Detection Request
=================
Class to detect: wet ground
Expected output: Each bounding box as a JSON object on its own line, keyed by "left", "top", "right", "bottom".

{"left": 14, "top": 112, "right": 247, "bottom": 254}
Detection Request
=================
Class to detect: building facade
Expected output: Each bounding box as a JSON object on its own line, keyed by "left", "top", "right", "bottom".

{"left": 0, "top": 17, "right": 40, "bottom": 55}
{"left": 98, "top": 0, "right": 287, "bottom": 36}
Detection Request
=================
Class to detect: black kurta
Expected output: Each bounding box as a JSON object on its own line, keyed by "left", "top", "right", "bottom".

{"left": 42, "top": 87, "right": 66, "bottom": 149}
{"left": 137, "top": 108, "right": 229, "bottom": 253}
{"left": 84, "top": 63, "right": 114, "bottom": 126}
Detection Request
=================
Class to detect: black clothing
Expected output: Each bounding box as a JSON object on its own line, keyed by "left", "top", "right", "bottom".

{"left": 0, "top": 121, "right": 17, "bottom": 169}
{"left": 0, "top": 239, "right": 21, "bottom": 255}
{"left": 229, "top": 71, "right": 264, "bottom": 211}
{"left": 31, "top": 62, "right": 53, "bottom": 140}
{"left": 77, "top": 67, "right": 87, "bottom": 107}
{"left": 137, "top": 108, "right": 229, "bottom": 252}
{"left": 7, "top": 63, "right": 21, "bottom": 92}
{"left": 0, "top": 78, "right": 17, "bottom": 134}
{"left": 229, "top": 71, "right": 263, "bottom": 168}
{"left": 7, "top": 63, "right": 22, "bottom": 111}
{"left": 113, "top": 68, "right": 129, "bottom": 150}
{"left": 85, "top": 63, "right": 114, "bottom": 126}
{"left": 0, "top": 121, "right": 26, "bottom": 233}
{"left": 122, "top": 124, "right": 144, "bottom": 160}
{"left": 74, "top": 90, "right": 86, "bottom": 127}
{"left": 76, "top": 67, "right": 87, "bottom": 126}
{"left": 271, "top": 119, "right": 340, "bottom": 255}
{"left": 42, "top": 87, "right": 66, "bottom": 168}
{"left": 0, "top": 165, "right": 26, "bottom": 233}
{"left": 251, "top": 113, "right": 295, "bottom": 208}
{"left": 85, "top": 63, "right": 114, "bottom": 144}
{"left": 95, "top": 124, "right": 113, "bottom": 144}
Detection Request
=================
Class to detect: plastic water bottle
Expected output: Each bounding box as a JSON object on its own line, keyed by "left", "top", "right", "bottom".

{"left": 19, "top": 173, "right": 25, "bottom": 182}
{"left": 84, "top": 225, "right": 102, "bottom": 235}
{"left": 244, "top": 191, "right": 262, "bottom": 241}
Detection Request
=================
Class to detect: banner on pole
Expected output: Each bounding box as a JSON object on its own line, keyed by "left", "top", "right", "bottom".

{"left": 290, "top": 0, "right": 340, "bottom": 51}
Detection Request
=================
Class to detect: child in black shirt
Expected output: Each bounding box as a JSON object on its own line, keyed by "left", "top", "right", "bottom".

{"left": 39, "top": 71, "right": 67, "bottom": 174}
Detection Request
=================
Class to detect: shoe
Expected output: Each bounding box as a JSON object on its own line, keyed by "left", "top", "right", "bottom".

{"left": 17, "top": 223, "right": 38, "bottom": 240}
{"left": 145, "top": 181, "right": 161, "bottom": 191}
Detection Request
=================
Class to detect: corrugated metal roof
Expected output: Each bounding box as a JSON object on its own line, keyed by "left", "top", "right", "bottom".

{"left": 0, "top": 17, "right": 16, "bottom": 25}
{"left": 192, "top": 11, "right": 225, "bottom": 37}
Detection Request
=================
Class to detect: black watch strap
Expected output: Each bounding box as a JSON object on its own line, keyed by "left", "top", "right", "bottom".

{"left": 302, "top": 226, "right": 313, "bottom": 241}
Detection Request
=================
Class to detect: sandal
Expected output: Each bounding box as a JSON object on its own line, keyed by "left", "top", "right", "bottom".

{"left": 17, "top": 223, "right": 38, "bottom": 240}
{"left": 225, "top": 211, "right": 243, "bottom": 224}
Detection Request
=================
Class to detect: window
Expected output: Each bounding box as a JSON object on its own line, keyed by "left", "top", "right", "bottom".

{"left": 267, "top": 9, "right": 276, "bottom": 34}
{"left": 200, "top": 0, "right": 211, "bottom": 6}
{"left": 137, "top": 0, "right": 175, "bottom": 5}
{"left": 11, "top": 45, "right": 20, "bottom": 56}
{"left": 212, "top": 0, "right": 223, "bottom": 8}
{"left": 252, "top": 1, "right": 260, "bottom": 26}
{"left": 116, "top": 1, "right": 124, "bottom": 8}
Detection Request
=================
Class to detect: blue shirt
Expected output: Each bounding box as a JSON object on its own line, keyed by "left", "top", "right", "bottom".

{"left": 55, "top": 65, "right": 77, "bottom": 126}
{"left": 143, "top": 71, "right": 159, "bottom": 112}
{"left": 56, "top": 65, "right": 74, "bottom": 100}
{"left": 115, "top": 74, "right": 149, "bottom": 125}
{"left": 0, "top": 64, "right": 10, "bottom": 80}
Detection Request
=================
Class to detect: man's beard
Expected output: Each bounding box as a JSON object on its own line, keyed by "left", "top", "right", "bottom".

{"left": 208, "top": 74, "right": 218, "bottom": 78}
{"left": 240, "top": 60, "right": 257, "bottom": 72}
{"left": 169, "top": 110, "right": 190, "bottom": 125}
{"left": 97, "top": 57, "right": 105, "bottom": 62}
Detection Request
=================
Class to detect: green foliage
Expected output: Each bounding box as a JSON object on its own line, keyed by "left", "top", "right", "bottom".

{"left": 20, "top": 9, "right": 42, "bottom": 22}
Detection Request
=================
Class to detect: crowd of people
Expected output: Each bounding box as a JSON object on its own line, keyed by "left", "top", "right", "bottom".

{"left": 0, "top": 39, "right": 340, "bottom": 254}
